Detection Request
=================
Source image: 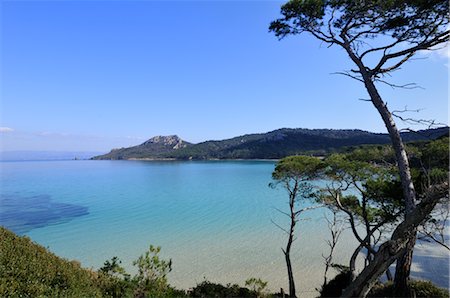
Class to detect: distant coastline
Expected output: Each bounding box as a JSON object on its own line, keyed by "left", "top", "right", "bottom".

{"left": 0, "top": 151, "right": 103, "bottom": 162}
{"left": 126, "top": 158, "right": 279, "bottom": 162}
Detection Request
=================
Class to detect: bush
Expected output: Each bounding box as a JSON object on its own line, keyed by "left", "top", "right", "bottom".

{"left": 97, "top": 256, "right": 133, "bottom": 297}
{"left": 0, "top": 227, "right": 102, "bottom": 297}
{"left": 245, "top": 278, "right": 269, "bottom": 298}
{"left": 368, "top": 280, "right": 449, "bottom": 298}
{"left": 319, "top": 271, "right": 352, "bottom": 298}
{"left": 190, "top": 281, "right": 254, "bottom": 297}
{"left": 132, "top": 245, "right": 174, "bottom": 297}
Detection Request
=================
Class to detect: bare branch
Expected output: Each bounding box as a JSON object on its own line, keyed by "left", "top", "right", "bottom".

{"left": 392, "top": 114, "right": 446, "bottom": 129}
{"left": 376, "top": 52, "right": 415, "bottom": 75}
{"left": 294, "top": 204, "right": 323, "bottom": 216}
{"left": 271, "top": 219, "right": 290, "bottom": 235}
{"left": 322, "top": 209, "right": 345, "bottom": 287}
{"left": 371, "top": 30, "right": 450, "bottom": 74}
{"left": 418, "top": 202, "right": 450, "bottom": 251}
{"left": 273, "top": 206, "right": 291, "bottom": 218}
{"left": 331, "top": 71, "right": 364, "bottom": 82}
{"left": 392, "top": 106, "right": 423, "bottom": 114}
{"left": 375, "top": 79, "right": 423, "bottom": 90}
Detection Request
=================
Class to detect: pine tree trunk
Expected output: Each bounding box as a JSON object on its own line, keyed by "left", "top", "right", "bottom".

{"left": 394, "top": 237, "right": 417, "bottom": 296}
{"left": 285, "top": 192, "right": 297, "bottom": 298}
{"left": 342, "top": 47, "right": 417, "bottom": 296}
{"left": 359, "top": 71, "right": 417, "bottom": 297}
{"left": 285, "top": 250, "right": 296, "bottom": 297}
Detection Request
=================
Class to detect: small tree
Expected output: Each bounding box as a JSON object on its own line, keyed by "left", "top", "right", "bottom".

{"left": 271, "top": 156, "right": 324, "bottom": 297}
{"left": 321, "top": 208, "right": 344, "bottom": 289}
{"left": 319, "top": 153, "right": 404, "bottom": 279}
{"left": 133, "top": 245, "right": 172, "bottom": 298}
{"left": 245, "top": 277, "right": 269, "bottom": 298}
{"left": 98, "top": 257, "right": 132, "bottom": 298}
{"left": 99, "top": 256, "right": 129, "bottom": 278}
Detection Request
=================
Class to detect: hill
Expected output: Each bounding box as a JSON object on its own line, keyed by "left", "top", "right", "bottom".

{"left": 92, "top": 127, "right": 449, "bottom": 160}
{"left": 93, "top": 135, "right": 191, "bottom": 160}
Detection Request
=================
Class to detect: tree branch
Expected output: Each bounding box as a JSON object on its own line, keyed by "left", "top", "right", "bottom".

{"left": 371, "top": 30, "right": 450, "bottom": 74}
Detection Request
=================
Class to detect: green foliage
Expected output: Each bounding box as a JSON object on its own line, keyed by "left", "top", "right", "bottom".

{"left": 95, "top": 272, "right": 133, "bottom": 298}
{"left": 321, "top": 152, "right": 403, "bottom": 223}
{"left": 414, "top": 137, "right": 449, "bottom": 193}
{"left": 97, "top": 257, "right": 133, "bottom": 297}
{"left": 0, "top": 227, "right": 103, "bottom": 297}
{"left": 245, "top": 278, "right": 269, "bottom": 298}
{"left": 190, "top": 281, "right": 254, "bottom": 297}
{"left": 100, "top": 256, "right": 129, "bottom": 278}
{"left": 269, "top": 0, "right": 448, "bottom": 41}
{"left": 133, "top": 245, "right": 173, "bottom": 297}
{"left": 93, "top": 128, "right": 447, "bottom": 160}
{"left": 344, "top": 145, "right": 396, "bottom": 164}
{"left": 368, "top": 280, "right": 450, "bottom": 298}
{"left": 272, "top": 155, "right": 324, "bottom": 181}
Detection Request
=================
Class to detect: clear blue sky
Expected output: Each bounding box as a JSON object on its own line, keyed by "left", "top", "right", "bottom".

{"left": 1, "top": 0, "right": 448, "bottom": 152}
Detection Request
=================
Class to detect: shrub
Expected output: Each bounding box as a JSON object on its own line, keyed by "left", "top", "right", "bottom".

{"left": 319, "top": 271, "right": 352, "bottom": 298}
{"left": 0, "top": 227, "right": 102, "bottom": 297}
{"left": 245, "top": 278, "right": 269, "bottom": 298}
{"left": 190, "top": 281, "right": 254, "bottom": 297}
{"left": 132, "top": 245, "right": 175, "bottom": 297}
{"left": 368, "top": 280, "right": 449, "bottom": 298}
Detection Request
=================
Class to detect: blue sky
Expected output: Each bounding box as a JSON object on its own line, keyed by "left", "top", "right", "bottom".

{"left": 1, "top": 0, "right": 448, "bottom": 152}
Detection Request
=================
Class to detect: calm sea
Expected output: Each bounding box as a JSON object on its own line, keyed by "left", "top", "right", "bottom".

{"left": 0, "top": 160, "right": 447, "bottom": 295}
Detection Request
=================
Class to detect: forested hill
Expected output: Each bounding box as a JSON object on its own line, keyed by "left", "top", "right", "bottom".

{"left": 92, "top": 127, "right": 449, "bottom": 160}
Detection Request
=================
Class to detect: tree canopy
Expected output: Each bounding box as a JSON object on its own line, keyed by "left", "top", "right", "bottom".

{"left": 270, "top": 0, "right": 449, "bottom": 82}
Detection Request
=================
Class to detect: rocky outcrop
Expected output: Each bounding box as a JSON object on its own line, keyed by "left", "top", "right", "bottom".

{"left": 142, "top": 135, "right": 188, "bottom": 150}
{"left": 92, "top": 135, "right": 191, "bottom": 160}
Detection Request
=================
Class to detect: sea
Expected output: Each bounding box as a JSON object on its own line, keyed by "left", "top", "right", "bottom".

{"left": 0, "top": 160, "right": 448, "bottom": 296}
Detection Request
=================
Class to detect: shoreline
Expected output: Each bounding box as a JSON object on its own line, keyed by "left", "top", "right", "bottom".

{"left": 126, "top": 158, "right": 280, "bottom": 162}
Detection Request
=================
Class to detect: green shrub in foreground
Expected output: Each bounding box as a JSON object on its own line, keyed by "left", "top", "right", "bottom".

{"left": 368, "top": 280, "right": 450, "bottom": 298}
{"left": 190, "top": 280, "right": 254, "bottom": 297}
{"left": 0, "top": 227, "right": 103, "bottom": 297}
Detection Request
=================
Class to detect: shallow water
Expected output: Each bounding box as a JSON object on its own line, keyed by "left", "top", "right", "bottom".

{"left": 0, "top": 160, "right": 447, "bottom": 295}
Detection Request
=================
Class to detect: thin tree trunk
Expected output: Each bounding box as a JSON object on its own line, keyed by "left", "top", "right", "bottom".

{"left": 342, "top": 44, "right": 419, "bottom": 296}
{"left": 344, "top": 46, "right": 417, "bottom": 215}
{"left": 323, "top": 210, "right": 342, "bottom": 287}
{"left": 285, "top": 249, "right": 296, "bottom": 298}
{"left": 361, "top": 75, "right": 418, "bottom": 296}
{"left": 349, "top": 244, "right": 363, "bottom": 281}
{"left": 284, "top": 190, "right": 297, "bottom": 298}
{"left": 394, "top": 238, "right": 416, "bottom": 296}
{"left": 352, "top": 57, "right": 417, "bottom": 295}
{"left": 386, "top": 267, "right": 393, "bottom": 282}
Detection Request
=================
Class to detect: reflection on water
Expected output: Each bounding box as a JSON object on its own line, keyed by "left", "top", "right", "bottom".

{"left": 0, "top": 194, "right": 88, "bottom": 234}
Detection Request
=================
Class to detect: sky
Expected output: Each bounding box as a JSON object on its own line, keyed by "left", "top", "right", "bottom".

{"left": 1, "top": 0, "right": 448, "bottom": 152}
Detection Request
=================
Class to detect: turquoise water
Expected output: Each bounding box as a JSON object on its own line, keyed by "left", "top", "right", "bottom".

{"left": 0, "top": 160, "right": 448, "bottom": 295}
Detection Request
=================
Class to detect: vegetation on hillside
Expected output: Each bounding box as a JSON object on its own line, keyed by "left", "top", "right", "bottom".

{"left": 93, "top": 127, "right": 448, "bottom": 160}
{"left": 0, "top": 227, "right": 103, "bottom": 297}
{"left": 0, "top": 227, "right": 278, "bottom": 297}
